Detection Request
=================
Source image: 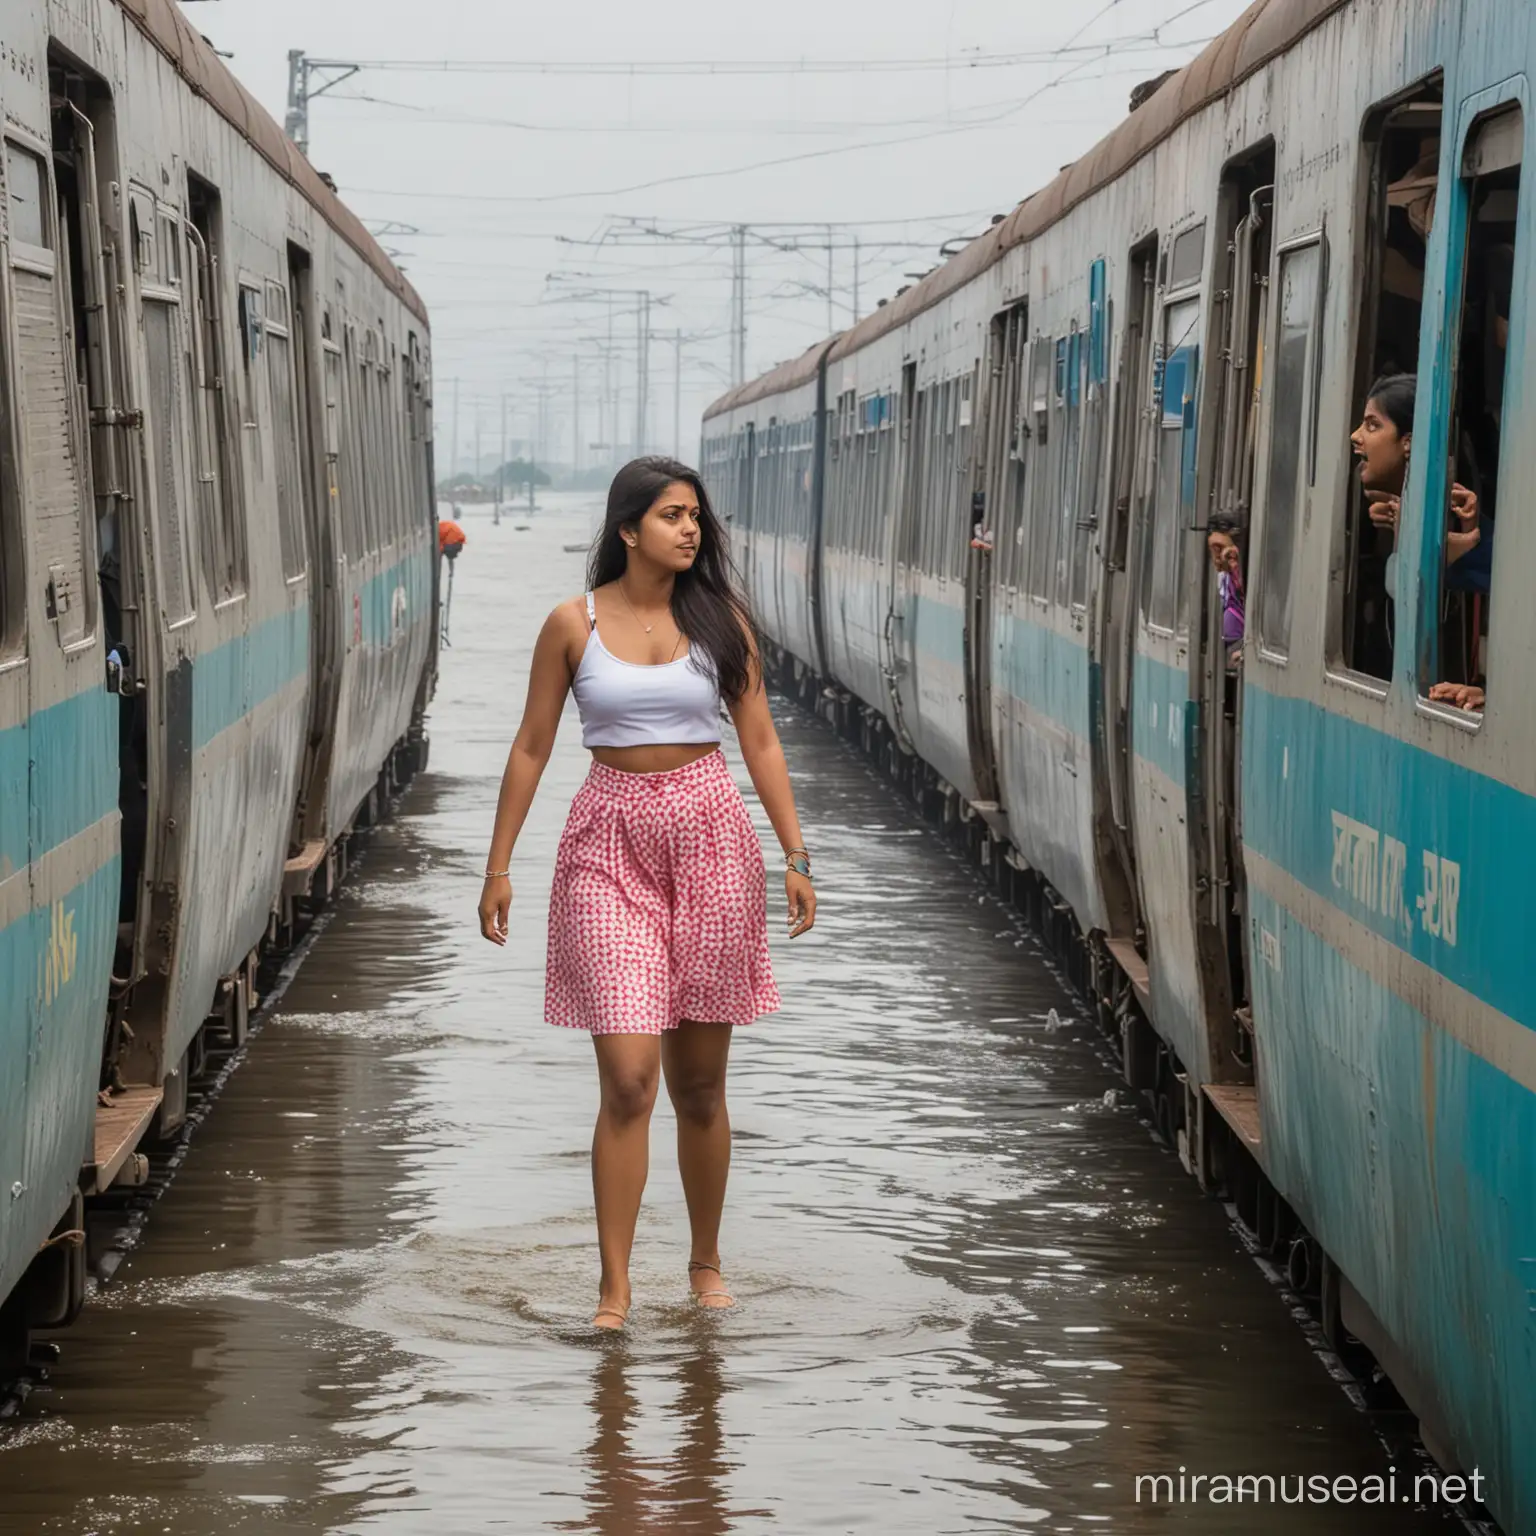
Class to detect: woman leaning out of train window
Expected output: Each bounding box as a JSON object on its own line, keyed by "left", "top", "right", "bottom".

{"left": 1353, "top": 373, "right": 1492, "bottom": 593}
{"left": 1206, "top": 522, "right": 1245, "bottom": 664}
{"left": 1351, "top": 373, "right": 1490, "bottom": 709}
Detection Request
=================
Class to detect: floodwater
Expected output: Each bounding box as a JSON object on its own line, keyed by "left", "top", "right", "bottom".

{"left": 0, "top": 495, "right": 1459, "bottom": 1534}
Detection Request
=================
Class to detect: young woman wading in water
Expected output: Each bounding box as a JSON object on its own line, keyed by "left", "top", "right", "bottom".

{"left": 478, "top": 457, "right": 817, "bottom": 1330}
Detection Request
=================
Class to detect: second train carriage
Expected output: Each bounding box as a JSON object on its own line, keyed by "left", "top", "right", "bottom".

{"left": 705, "top": 0, "right": 1536, "bottom": 1528}
{"left": 0, "top": 0, "right": 436, "bottom": 1359}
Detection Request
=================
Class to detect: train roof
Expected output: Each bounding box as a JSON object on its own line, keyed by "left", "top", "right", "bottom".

{"left": 119, "top": 0, "right": 428, "bottom": 327}
{"left": 704, "top": 0, "right": 1347, "bottom": 421}
{"left": 702, "top": 337, "right": 840, "bottom": 421}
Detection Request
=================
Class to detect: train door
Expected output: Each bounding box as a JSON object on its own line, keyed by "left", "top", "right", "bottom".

{"left": 970, "top": 311, "right": 1025, "bottom": 805}
{"left": 736, "top": 421, "right": 755, "bottom": 598}
{"left": 13, "top": 79, "right": 116, "bottom": 1308}
{"left": 1200, "top": 147, "right": 1275, "bottom": 1069}
{"left": 1103, "top": 240, "right": 1158, "bottom": 940}
{"left": 882, "top": 361, "right": 920, "bottom": 749}
{"left": 807, "top": 366, "right": 831, "bottom": 678}
{"left": 286, "top": 242, "right": 331, "bottom": 858}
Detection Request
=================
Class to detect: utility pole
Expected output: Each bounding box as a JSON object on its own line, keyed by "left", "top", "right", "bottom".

{"left": 731, "top": 224, "right": 747, "bottom": 387}
{"left": 497, "top": 393, "right": 507, "bottom": 525}
{"left": 635, "top": 292, "right": 650, "bottom": 457}
{"left": 673, "top": 331, "right": 684, "bottom": 459}
{"left": 450, "top": 376, "right": 460, "bottom": 483}
{"left": 284, "top": 51, "right": 361, "bottom": 158}
{"left": 826, "top": 223, "right": 835, "bottom": 335}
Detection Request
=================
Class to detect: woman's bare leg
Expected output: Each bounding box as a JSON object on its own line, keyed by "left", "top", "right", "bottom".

{"left": 591, "top": 1034, "right": 662, "bottom": 1327}
{"left": 662, "top": 1021, "right": 735, "bottom": 1306}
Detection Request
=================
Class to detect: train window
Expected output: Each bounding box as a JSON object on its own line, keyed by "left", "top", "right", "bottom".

{"left": 264, "top": 284, "right": 306, "bottom": 581}
{"left": 1255, "top": 239, "right": 1324, "bottom": 658}
{"left": 983, "top": 304, "right": 1029, "bottom": 595}
{"left": 1169, "top": 222, "right": 1206, "bottom": 290}
{"left": 1148, "top": 296, "right": 1201, "bottom": 632}
{"left": 6, "top": 144, "right": 49, "bottom": 250}
{"left": 141, "top": 297, "right": 195, "bottom": 625}
{"left": 1338, "top": 75, "right": 1443, "bottom": 681}
{"left": 1420, "top": 101, "right": 1524, "bottom": 718}
{"left": 187, "top": 178, "right": 245, "bottom": 605}
{"left": 9, "top": 136, "right": 96, "bottom": 648}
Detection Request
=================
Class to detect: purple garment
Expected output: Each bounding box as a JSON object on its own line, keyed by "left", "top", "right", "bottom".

{"left": 1219, "top": 570, "right": 1246, "bottom": 646}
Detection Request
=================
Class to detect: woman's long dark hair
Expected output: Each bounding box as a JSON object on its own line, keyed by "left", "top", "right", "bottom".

{"left": 1366, "top": 372, "right": 1416, "bottom": 436}
{"left": 585, "top": 456, "right": 757, "bottom": 704}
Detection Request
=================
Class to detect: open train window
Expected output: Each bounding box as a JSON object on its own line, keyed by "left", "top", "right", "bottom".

{"left": 1254, "top": 236, "right": 1326, "bottom": 658}
{"left": 264, "top": 282, "right": 307, "bottom": 581}
{"left": 1418, "top": 100, "right": 1524, "bottom": 721}
{"left": 1336, "top": 74, "right": 1443, "bottom": 682}
{"left": 1147, "top": 293, "right": 1202, "bottom": 633}
{"left": 187, "top": 174, "right": 245, "bottom": 605}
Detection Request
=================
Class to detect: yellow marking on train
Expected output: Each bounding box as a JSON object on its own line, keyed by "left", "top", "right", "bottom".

{"left": 37, "top": 900, "right": 78, "bottom": 1007}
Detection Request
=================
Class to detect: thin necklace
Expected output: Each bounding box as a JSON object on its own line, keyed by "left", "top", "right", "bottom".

{"left": 616, "top": 577, "right": 667, "bottom": 636}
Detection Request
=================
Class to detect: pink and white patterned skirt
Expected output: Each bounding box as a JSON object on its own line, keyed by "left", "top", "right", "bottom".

{"left": 545, "top": 749, "right": 782, "bottom": 1035}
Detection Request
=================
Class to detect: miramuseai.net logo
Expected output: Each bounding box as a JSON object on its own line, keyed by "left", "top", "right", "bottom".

{"left": 1133, "top": 1467, "right": 1486, "bottom": 1509}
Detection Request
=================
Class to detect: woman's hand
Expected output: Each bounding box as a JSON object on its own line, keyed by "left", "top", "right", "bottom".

{"left": 1448, "top": 483, "right": 1480, "bottom": 563}
{"left": 1365, "top": 490, "right": 1400, "bottom": 534}
{"left": 1428, "top": 681, "right": 1485, "bottom": 713}
{"left": 785, "top": 871, "right": 816, "bottom": 938}
{"left": 479, "top": 875, "right": 512, "bottom": 945}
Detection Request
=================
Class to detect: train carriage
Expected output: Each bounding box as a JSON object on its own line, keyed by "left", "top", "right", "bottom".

{"left": 706, "top": 0, "right": 1536, "bottom": 1527}
{"left": 1, "top": 0, "right": 435, "bottom": 1362}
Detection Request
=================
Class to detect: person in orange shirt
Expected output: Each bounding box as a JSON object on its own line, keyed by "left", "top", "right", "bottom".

{"left": 439, "top": 518, "right": 467, "bottom": 561}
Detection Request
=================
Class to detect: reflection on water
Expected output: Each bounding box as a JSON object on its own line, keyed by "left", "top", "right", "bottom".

{"left": 556, "top": 1336, "right": 763, "bottom": 1536}
{"left": 0, "top": 497, "right": 1457, "bottom": 1534}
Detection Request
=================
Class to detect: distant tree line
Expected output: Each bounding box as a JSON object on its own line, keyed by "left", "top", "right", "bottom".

{"left": 436, "top": 462, "right": 551, "bottom": 500}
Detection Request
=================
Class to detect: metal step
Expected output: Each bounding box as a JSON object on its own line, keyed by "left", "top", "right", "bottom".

{"left": 83, "top": 1087, "right": 163, "bottom": 1195}
{"left": 1204, "top": 1083, "right": 1262, "bottom": 1154}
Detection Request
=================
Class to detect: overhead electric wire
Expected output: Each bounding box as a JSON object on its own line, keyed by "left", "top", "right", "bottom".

{"left": 311, "top": 37, "right": 1206, "bottom": 77}
{"left": 341, "top": 31, "right": 1217, "bottom": 207}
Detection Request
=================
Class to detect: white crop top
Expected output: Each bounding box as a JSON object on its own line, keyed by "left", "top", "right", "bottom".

{"left": 571, "top": 591, "right": 723, "bottom": 748}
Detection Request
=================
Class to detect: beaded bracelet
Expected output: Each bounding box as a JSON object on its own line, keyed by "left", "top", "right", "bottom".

{"left": 484, "top": 869, "right": 510, "bottom": 880}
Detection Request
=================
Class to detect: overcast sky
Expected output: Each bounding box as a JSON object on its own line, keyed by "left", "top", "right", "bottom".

{"left": 190, "top": 0, "right": 1255, "bottom": 470}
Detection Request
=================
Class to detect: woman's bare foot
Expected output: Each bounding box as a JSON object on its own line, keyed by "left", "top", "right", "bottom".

{"left": 688, "top": 1259, "right": 735, "bottom": 1310}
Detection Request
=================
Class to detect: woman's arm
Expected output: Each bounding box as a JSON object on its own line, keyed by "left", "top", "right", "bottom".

{"left": 478, "top": 602, "right": 582, "bottom": 945}
{"left": 727, "top": 625, "right": 816, "bottom": 937}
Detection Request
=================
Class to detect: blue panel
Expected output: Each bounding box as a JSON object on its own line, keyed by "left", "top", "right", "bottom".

{"left": 1067, "top": 332, "right": 1082, "bottom": 407}
{"left": 1249, "top": 882, "right": 1536, "bottom": 1533}
{"left": 996, "top": 609, "right": 1092, "bottom": 745}
{"left": 1160, "top": 351, "right": 1186, "bottom": 429}
{"left": 2, "top": 687, "right": 118, "bottom": 868}
{"left": 1243, "top": 683, "right": 1533, "bottom": 1032}
{"left": 1131, "top": 649, "right": 1194, "bottom": 792}
{"left": 1179, "top": 345, "right": 1201, "bottom": 508}
{"left": 192, "top": 605, "right": 310, "bottom": 751}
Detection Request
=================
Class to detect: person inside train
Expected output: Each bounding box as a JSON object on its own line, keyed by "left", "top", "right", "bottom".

{"left": 1351, "top": 373, "right": 1491, "bottom": 708}
{"left": 1206, "top": 521, "right": 1245, "bottom": 662}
